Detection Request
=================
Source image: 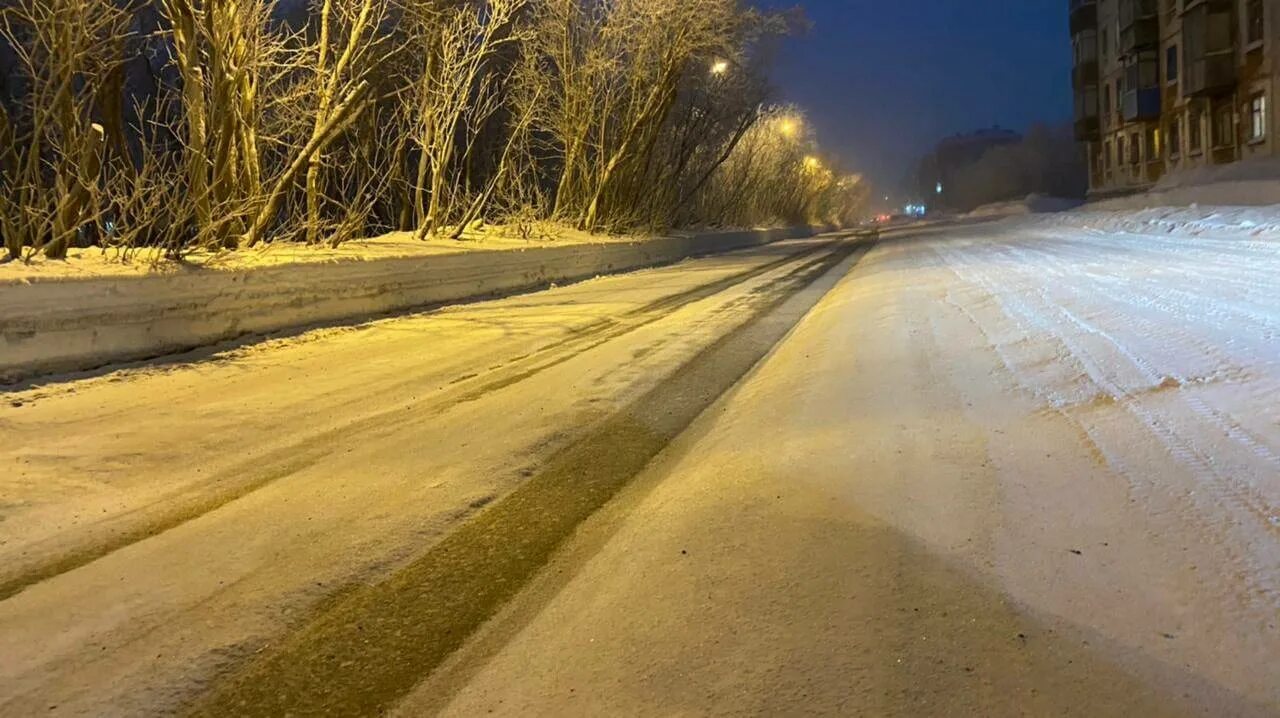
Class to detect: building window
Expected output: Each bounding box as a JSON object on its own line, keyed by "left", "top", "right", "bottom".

{"left": 1130, "top": 133, "right": 1142, "bottom": 164}
{"left": 1116, "top": 136, "right": 1125, "bottom": 167}
{"left": 1166, "top": 45, "right": 1178, "bottom": 84}
{"left": 1168, "top": 116, "right": 1181, "bottom": 157}
{"left": 1214, "top": 104, "right": 1235, "bottom": 147}
{"left": 1250, "top": 93, "right": 1267, "bottom": 141}
{"left": 1247, "top": 0, "right": 1264, "bottom": 46}
{"left": 1103, "top": 140, "right": 1111, "bottom": 169}
{"left": 1189, "top": 107, "right": 1203, "bottom": 152}
{"left": 1104, "top": 84, "right": 1112, "bottom": 117}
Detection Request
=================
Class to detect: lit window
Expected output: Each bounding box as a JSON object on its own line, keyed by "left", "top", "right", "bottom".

{"left": 1251, "top": 94, "right": 1267, "bottom": 140}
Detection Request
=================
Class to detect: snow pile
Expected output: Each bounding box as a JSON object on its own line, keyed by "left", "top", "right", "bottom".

{"left": 1026, "top": 204, "right": 1280, "bottom": 241}
{"left": 967, "top": 194, "right": 1084, "bottom": 218}
{"left": 0, "top": 226, "right": 816, "bottom": 382}
{"left": 1092, "top": 157, "right": 1280, "bottom": 210}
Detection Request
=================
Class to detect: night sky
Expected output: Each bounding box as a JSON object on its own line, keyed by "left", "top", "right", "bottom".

{"left": 754, "top": 1, "right": 1074, "bottom": 196}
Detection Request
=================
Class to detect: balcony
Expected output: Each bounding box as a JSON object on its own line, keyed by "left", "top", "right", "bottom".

{"left": 1122, "top": 87, "right": 1162, "bottom": 121}
{"left": 1182, "top": 0, "right": 1237, "bottom": 96}
{"left": 1074, "top": 116, "right": 1101, "bottom": 142}
{"left": 1069, "top": 0, "right": 1097, "bottom": 35}
{"left": 1072, "top": 61, "right": 1099, "bottom": 90}
{"left": 1075, "top": 85, "right": 1100, "bottom": 141}
{"left": 1119, "top": 0, "right": 1160, "bottom": 54}
{"left": 1184, "top": 53, "right": 1237, "bottom": 96}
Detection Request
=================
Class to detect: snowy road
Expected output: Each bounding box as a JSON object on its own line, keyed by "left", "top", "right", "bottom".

{"left": 3, "top": 219, "right": 1280, "bottom": 715}
{"left": 0, "top": 233, "right": 865, "bottom": 716}
{"left": 409, "top": 220, "right": 1280, "bottom": 716}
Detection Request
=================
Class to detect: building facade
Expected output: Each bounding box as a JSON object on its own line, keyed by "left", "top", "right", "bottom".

{"left": 1071, "top": 0, "right": 1279, "bottom": 195}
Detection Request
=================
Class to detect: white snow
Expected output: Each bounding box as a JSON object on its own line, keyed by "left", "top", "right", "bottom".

{"left": 966, "top": 193, "right": 1085, "bottom": 218}
{"left": 1029, "top": 203, "right": 1280, "bottom": 239}
{"left": 409, "top": 217, "right": 1280, "bottom": 715}
{"left": 0, "top": 236, "right": 842, "bottom": 716}
{"left": 1094, "top": 156, "right": 1280, "bottom": 210}
{"left": 3, "top": 215, "right": 1280, "bottom": 713}
{"left": 0, "top": 227, "right": 813, "bottom": 381}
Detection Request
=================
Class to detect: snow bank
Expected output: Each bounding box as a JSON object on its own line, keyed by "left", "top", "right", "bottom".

{"left": 1091, "top": 157, "right": 1280, "bottom": 210}
{"left": 0, "top": 227, "right": 818, "bottom": 382}
{"left": 967, "top": 194, "right": 1084, "bottom": 218}
{"left": 1026, "top": 204, "right": 1280, "bottom": 240}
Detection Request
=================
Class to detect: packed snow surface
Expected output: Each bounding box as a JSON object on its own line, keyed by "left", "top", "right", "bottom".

{"left": 0, "top": 236, "right": 848, "bottom": 715}
{"left": 415, "top": 218, "right": 1280, "bottom": 715}
{"left": 3, "top": 215, "right": 1280, "bottom": 714}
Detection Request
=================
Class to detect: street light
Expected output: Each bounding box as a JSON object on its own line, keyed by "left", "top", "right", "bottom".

{"left": 710, "top": 60, "right": 730, "bottom": 76}
{"left": 779, "top": 118, "right": 800, "bottom": 138}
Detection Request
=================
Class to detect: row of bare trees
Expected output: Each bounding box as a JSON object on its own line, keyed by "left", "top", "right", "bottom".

{"left": 0, "top": 0, "right": 868, "bottom": 262}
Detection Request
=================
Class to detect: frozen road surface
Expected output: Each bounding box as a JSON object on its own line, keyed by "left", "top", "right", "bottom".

{"left": 2, "top": 219, "right": 1279, "bottom": 715}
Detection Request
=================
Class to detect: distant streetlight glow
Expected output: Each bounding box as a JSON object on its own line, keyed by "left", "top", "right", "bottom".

{"left": 779, "top": 118, "right": 800, "bottom": 138}
{"left": 803, "top": 155, "right": 822, "bottom": 171}
{"left": 711, "top": 60, "right": 730, "bottom": 75}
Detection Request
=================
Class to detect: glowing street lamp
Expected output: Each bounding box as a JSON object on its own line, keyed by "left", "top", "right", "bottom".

{"left": 779, "top": 118, "right": 800, "bottom": 138}
{"left": 803, "top": 155, "right": 822, "bottom": 171}
{"left": 710, "top": 60, "right": 730, "bottom": 76}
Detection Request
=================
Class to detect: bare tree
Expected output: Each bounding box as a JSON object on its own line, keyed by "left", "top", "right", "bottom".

{"left": 300, "top": 0, "right": 392, "bottom": 245}
{"left": 0, "top": 0, "right": 848, "bottom": 262}
{"left": 407, "top": 0, "right": 526, "bottom": 240}
{"left": 0, "top": 0, "right": 128, "bottom": 259}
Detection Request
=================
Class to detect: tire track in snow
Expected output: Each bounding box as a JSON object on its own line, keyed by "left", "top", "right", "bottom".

{"left": 1004, "top": 242, "right": 1280, "bottom": 537}
{"left": 1007, "top": 240, "right": 1280, "bottom": 497}
{"left": 932, "top": 236, "right": 1280, "bottom": 606}
{"left": 0, "top": 238, "right": 849, "bottom": 603}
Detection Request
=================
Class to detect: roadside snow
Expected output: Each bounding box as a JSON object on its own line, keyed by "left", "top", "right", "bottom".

{"left": 0, "top": 225, "right": 642, "bottom": 281}
{"left": 0, "top": 237, "right": 837, "bottom": 716}
{"left": 1030, "top": 204, "right": 1280, "bottom": 240}
{"left": 967, "top": 194, "right": 1084, "bottom": 218}
{"left": 1093, "top": 157, "right": 1280, "bottom": 210}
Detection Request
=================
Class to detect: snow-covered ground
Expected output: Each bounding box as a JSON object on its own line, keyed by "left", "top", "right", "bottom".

{"left": 0, "top": 236, "right": 848, "bottom": 715}
{"left": 1093, "top": 157, "right": 1280, "bottom": 210}
{"left": 410, "top": 217, "right": 1280, "bottom": 715}
{"left": 3, "top": 214, "right": 1280, "bottom": 714}
{"left": 966, "top": 193, "right": 1085, "bottom": 217}
{"left": 0, "top": 224, "right": 638, "bottom": 280}
{"left": 1032, "top": 203, "right": 1280, "bottom": 239}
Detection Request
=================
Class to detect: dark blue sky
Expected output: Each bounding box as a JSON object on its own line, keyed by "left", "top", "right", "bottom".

{"left": 755, "top": 1, "right": 1073, "bottom": 193}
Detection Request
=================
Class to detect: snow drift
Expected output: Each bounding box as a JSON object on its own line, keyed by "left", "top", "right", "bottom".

{"left": 0, "top": 227, "right": 820, "bottom": 382}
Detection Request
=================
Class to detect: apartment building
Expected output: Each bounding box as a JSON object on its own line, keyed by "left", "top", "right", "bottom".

{"left": 1071, "top": 0, "right": 1278, "bottom": 196}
